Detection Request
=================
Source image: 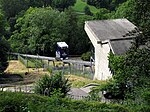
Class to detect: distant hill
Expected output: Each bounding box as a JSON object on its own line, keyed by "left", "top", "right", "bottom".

{"left": 72, "top": 0, "right": 99, "bottom": 14}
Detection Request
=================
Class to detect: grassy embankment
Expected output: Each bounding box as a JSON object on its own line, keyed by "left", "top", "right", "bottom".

{"left": 72, "top": 0, "right": 99, "bottom": 14}
{"left": 3, "top": 60, "right": 105, "bottom": 87}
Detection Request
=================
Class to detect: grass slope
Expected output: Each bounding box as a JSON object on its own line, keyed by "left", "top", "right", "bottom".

{"left": 4, "top": 60, "right": 104, "bottom": 87}
{"left": 73, "top": 0, "right": 99, "bottom": 14}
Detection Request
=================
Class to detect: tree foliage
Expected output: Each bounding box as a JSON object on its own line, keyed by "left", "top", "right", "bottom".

{"left": 94, "top": 8, "right": 112, "bottom": 20}
{"left": 0, "top": 37, "right": 9, "bottom": 74}
{"left": 0, "top": 0, "right": 76, "bottom": 19}
{"left": 103, "top": 46, "right": 150, "bottom": 109}
{"left": 113, "top": 0, "right": 135, "bottom": 21}
{"left": 51, "top": 0, "right": 76, "bottom": 11}
{"left": 133, "top": 0, "right": 150, "bottom": 43}
{"left": 84, "top": 6, "right": 93, "bottom": 16}
{"left": 114, "top": 0, "right": 150, "bottom": 43}
{"left": 87, "top": 0, "right": 127, "bottom": 11}
{"left": 0, "top": 0, "right": 43, "bottom": 18}
{"left": 64, "top": 8, "right": 92, "bottom": 55}
{"left": 0, "top": 12, "right": 9, "bottom": 74}
{"left": 9, "top": 7, "right": 92, "bottom": 56}
{"left": 0, "top": 12, "right": 7, "bottom": 37}
{"left": 9, "top": 7, "right": 69, "bottom": 55}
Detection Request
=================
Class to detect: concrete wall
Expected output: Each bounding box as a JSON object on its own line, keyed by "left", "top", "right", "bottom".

{"left": 94, "top": 43, "right": 112, "bottom": 80}
{"left": 85, "top": 23, "right": 112, "bottom": 80}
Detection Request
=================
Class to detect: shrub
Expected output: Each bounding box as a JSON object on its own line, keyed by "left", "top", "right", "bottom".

{"left": 0, "top": 91, "right": 130, "bottom": 112}
{"left": 81, "top": 51, "right": 92, "bottom": 61}
{"left": 34, "top": 72, "right": 71, "bottom": 97}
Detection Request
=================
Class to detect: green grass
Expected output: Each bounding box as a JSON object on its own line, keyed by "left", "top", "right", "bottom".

{"left": 72, "top": 0, "right": 99, "bottom": 14}
{"left": 18, "top": 56, "right": 44, "bottom": 68}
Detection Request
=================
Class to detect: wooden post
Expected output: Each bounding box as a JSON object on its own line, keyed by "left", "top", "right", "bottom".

{"left": 52, "top": 61, "right": 55, "bottom": 68}
{"left": 62, "top": 63, "right": 65, "bottom": 75}
{"left": 90, "top": 65, "right": 94, "bottom": 79}
{"left": 48, "top": 60, "right": 50, "bottom": 68}
{"left": 69, "top": 63, "right": 71, "bottom": 74}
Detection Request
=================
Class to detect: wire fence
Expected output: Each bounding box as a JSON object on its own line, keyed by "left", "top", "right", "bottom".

{"left": 61, "top": 63, "right": 94, "bottom": 79}
{"left": 12, "top": 54, "right": 95, "bottom": 80}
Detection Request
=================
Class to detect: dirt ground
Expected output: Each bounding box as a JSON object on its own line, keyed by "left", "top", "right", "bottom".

{"left": 3, "top": 60, "right": 101, "bottom": 87}
{"left": 3, "top": 60, "right": 49, "bottom": 85}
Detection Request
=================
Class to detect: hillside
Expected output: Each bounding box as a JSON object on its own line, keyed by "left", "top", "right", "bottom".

{"left": 72, "top": 0, "right": 99, "bottom": 14}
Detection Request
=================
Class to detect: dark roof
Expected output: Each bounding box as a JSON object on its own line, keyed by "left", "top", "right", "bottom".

{"left": 109, "top": 39, "right": 133, "bottom": 55}
{"left": 86, "top": 19, "right": 137, "bottom": 41}
{"left": 85, "top": 19, "right": 139, "bottom": 55}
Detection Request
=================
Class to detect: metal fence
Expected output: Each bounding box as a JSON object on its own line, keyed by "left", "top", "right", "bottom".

{"left": 10, "top": 53, "right": 95, "bottom": 79}
{"left": 0, "top": 84, "right": 34, "bottom": 93}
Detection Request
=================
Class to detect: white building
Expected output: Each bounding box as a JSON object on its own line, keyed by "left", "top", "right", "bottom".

{"left": 85, "top": 19, "right": 139, "bottom": 80}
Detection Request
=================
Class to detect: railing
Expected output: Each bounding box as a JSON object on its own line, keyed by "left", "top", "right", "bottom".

{"left": 67, "top": 94, "right": 88, "bottom": 100}
{"left": 0, "top": 85, "right": 34, "bottom": 93}
{"left": 9, "top": 53, "right": 95, "bottom": 79}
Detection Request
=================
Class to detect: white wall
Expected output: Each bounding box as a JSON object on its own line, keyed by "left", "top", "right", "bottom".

{"left": 94, "top": 43, "right": 112, "bottom": 80}
{"left": 85, "top": 23, "right": 112, "bottom": 80}
{"left": 84, "top": 23, "right": 99, "bottom": 47}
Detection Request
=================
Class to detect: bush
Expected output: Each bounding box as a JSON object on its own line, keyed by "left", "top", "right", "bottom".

{"left": 34, "top": 72, "right": 71, "bottom": 97}
{"left": 81, "top": 51, "right": 92, "bottom": 61}
{"left": 0, "top": 91, "right": 130, "bottom": 112}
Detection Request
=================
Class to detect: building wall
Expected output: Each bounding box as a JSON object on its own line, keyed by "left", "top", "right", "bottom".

{"left": 85, "top": 24, "right": 112, "bottom": 80}
{"left": 94, "top": 43, "right": 112, "bottom": 80}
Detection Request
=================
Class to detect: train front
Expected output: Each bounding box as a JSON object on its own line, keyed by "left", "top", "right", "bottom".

{"left": 56, "top": 42, "right": 69, "bottom": 60}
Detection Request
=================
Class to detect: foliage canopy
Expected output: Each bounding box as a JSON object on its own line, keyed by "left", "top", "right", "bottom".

{"left": 0, "top": 37, "right": 9, "bottom": 74}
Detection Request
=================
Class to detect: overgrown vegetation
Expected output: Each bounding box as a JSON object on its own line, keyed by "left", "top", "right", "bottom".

{"left": 81, "top": 51, "right": 92, "bottom": 61}
{"left": 34, "top": 72, "right": 71, "bottom": 97}
{"left": 0, "top": 37, "right": 10, "bottom": 74}
{"left": 9, "top": 7, "right": 92, "bottom": 55}
{"left": 0, "top": 0, "right": 150, "bottom": 111}
{"left": 0, "top": 91, "right": 130, "bottom": 112}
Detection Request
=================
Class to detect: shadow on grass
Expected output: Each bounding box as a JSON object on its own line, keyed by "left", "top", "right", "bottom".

{"left": 0, "top": 73, "right": 23, "bottom": 84}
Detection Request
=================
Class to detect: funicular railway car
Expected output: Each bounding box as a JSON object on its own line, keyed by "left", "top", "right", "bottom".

{"left": 55, "top": 42, "right": 69, "bottom": 60}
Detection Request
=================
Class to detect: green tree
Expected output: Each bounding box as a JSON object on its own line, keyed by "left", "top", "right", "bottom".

{"left": 94, "top": 8, "right": 111, "bottom": 20}
{"left": 64, "top": 8, "right": 79, "bottom": 54}
{"left": 51, "top": 0, "right": 76, "bottom": 11}
{"left": 113, "top": 0, "right": 135, "bottom": 21}
{"left": 9, "top": 7, "right": 68, "bottom": 55}
{"left": 65, "top": 8, "right": 93, "bottom": 55}
{"left": 34, "top": 72, "right": 71, "bottom": 97}
{"left": 114, "top": 0, "right": 150, "bottom": 44}
{"left": 84, "top": 6, "right": 93, "bottom": 16}
{"left": 76, "top": 15, "right": 93, "bottom": 54}
{"left": 0, "top": 0, "right": 43, "bottom": 18}
{"left": 9, "top": 7, "right": 92, "bottom": 56}
{"left": 0, "top": 12, "right": 8, "bottom": 37}
{"left": 87, "top": 0, "right": 127, "bottom": 11}
{"left": 104, "top": 46, "right": 150, "bottom": 102}
{"left": 0, "top": 37, "right": 9, "bottom": 74}
{"left": 133, "top": 0, "right": 150, "bottom": 43}
{"left": 0, "top": 0, "right": 44, "bottom": 36}
{"left": 0, "top": 12, "right": 9, "bottom": 74}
